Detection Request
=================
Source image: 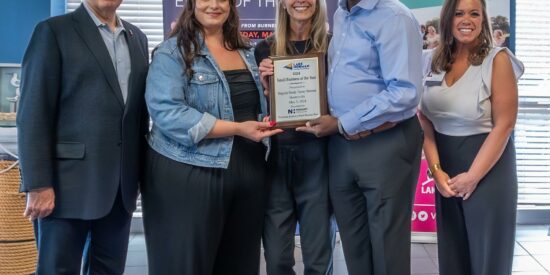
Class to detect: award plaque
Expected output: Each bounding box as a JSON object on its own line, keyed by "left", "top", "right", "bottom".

{"left": 269, "top": 53, "right": 327, "bottom": 128}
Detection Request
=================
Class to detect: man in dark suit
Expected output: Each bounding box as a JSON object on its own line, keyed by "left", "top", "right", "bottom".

{"left": 16, "top": 0, "right": 149, "bottom": 274}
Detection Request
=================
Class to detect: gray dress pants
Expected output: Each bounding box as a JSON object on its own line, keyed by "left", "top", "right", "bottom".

{"left": 328, "top": 116, "right": 423, "bottom": 275}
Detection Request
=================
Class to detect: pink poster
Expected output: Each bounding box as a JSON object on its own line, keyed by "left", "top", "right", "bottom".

{"left": 412, "top": 159, "right": 437, "bottom": 233}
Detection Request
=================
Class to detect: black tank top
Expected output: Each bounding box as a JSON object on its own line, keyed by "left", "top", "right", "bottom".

{"left": 223, "top": 69, "right": 260, "bottom": 123}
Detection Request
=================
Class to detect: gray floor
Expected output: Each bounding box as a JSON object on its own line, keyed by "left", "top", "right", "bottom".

{"left": 124, "top": 225, "right": 550, "bottom": 275}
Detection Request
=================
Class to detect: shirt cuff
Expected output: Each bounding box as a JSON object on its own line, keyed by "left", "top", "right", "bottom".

{"left": 188, "top": 112, "right": 217, "bottom": 144}
{"left": 338, "top": 110, "right": 362, "bottom": 135}
{"left": 337, "top": 119, "right": 346, "bottom": 135}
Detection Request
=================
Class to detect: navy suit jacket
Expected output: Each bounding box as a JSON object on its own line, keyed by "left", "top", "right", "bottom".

{"left": 17, "top": 5, "right": 149, "bottom": 219}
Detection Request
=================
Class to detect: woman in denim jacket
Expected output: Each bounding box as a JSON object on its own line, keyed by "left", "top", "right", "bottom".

{"left": 141, "top": 0, "right": 282, "bottom": 274}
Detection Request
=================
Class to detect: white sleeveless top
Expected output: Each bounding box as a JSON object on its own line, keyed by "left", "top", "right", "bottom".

{"left": 420, "top": 47, "right": 524, "bottom": 136}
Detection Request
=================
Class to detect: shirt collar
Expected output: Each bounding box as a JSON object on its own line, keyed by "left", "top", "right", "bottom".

{"left": 338, "top": 0, "right": 380, "bottom": 12}
{"left": 83, "top": 1, "right": 125, "bottom": 32}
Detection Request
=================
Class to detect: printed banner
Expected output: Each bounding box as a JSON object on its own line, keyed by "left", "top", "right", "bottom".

{"left": 412, "top": 159, "right": 437, "bottom": 233}
{"left": 163, "top": 0, "right": 339, "bottom": 41}
{"left": 163, "top": 1, "right": 511, "bottom": 48}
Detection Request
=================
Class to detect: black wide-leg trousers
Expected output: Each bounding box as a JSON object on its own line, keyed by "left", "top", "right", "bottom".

{"left": 435, "top": 132, "right": 517, "bottom": 275}
{"left": 141, "top": 137, "right": 266, "bottom": 275}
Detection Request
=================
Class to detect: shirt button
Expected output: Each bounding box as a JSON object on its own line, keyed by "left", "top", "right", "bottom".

{"left": 330, "top": 69, "right": 334, "bottom": 73}
{"left": 198, "top": 75, "right": 204, "bottom": 81}
{"left": 336, "top": 51, "right": 340, "bottom": 55}
{"left": 330, "top": 108, "right": 334, "bottom": 112}
{"left": 342, "top": 33, "right": 346, "bottom": 37}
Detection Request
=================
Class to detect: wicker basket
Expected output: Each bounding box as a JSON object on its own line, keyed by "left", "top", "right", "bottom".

{"left": 0, "top": 112, "right": 16, "bottom": 122}
{"left": 0, "top": 160, "right": 37, "bottom": 275}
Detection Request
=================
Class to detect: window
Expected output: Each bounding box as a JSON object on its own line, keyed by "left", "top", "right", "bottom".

{"left": 515, "top": 0, "right": 550, "bottom": 210}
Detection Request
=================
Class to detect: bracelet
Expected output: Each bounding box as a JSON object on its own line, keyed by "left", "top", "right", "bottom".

{"left": 428, "top": 163, "right": 441, "bottom": 178}
{"left": 429, "top": 163, "right": 441, "bottom": 173}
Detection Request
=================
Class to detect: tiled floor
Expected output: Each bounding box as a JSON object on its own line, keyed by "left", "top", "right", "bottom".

{"left": 124, "top": 225, "right": 550, "bottom": 275}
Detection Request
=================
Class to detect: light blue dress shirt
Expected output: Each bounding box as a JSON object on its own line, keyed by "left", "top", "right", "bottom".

{"left": 83, "top": 2, "right": 131, "bottom": 103}
{"left": 328, "top": 0, "right": 423, "bottom": 135}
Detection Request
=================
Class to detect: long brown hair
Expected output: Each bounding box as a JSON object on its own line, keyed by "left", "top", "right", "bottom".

{"left": 431, "top": 0, "right": 493, "bottom": 73}
{"left": 170, "top": 0, "right": 251, "bottom": 77}
{"left": 271, "top": 0, "right": 329, "bottom": 56}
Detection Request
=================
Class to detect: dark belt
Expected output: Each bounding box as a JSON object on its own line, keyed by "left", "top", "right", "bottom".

{"left": 342, "top": 121, "right": 401, "bottom": 141}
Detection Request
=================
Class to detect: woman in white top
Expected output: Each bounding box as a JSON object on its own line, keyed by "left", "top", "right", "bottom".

{"left": 418, "top": 0, "right": 524, "bottom": 274}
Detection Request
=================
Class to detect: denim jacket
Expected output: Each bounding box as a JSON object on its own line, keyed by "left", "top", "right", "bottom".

{"left": 145, "top": 36, "right": 268, "bottom": 168}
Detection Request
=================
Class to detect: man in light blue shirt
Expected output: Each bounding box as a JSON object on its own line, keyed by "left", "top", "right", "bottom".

{"left": 297, "top": 0, "right": 423, "bottom": 274}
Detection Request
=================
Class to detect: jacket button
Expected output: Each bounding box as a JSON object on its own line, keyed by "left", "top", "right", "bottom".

{"left": 198, "top": 75, "right": 204, "bottom": 81}
{"left": 117, "top": 141, "right": 122, "bottom": 146}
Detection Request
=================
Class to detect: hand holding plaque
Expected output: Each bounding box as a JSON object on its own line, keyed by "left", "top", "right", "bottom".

{"left": 269, "top": 53, "right": 327, "bottom": 128}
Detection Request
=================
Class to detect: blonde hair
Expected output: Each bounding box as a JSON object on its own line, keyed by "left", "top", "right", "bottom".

{"left": 271, "top": 0, "right": 329, "bottom": 56}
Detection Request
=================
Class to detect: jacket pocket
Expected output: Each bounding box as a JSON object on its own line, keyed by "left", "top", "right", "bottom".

{"left": 188, "top": 72, "right": 220, "bottom": 112}
{"left": 56, "top": 142, "right": 86, "bottom": 159}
